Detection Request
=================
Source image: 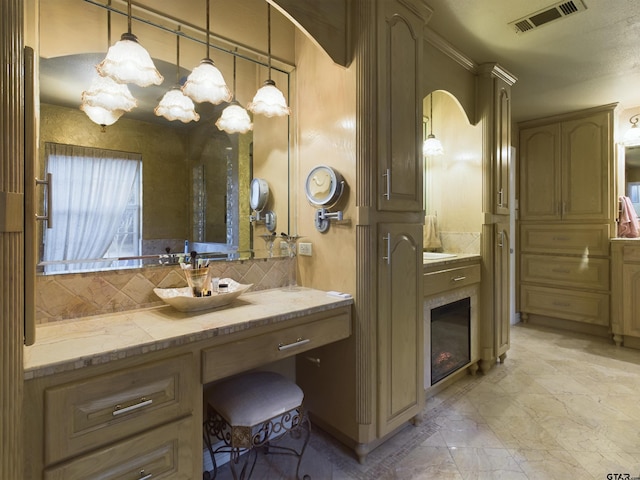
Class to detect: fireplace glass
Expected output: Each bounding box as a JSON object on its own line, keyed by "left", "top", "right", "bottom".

{"left": 431, "top": 297, "right": 470, "bottom": 385}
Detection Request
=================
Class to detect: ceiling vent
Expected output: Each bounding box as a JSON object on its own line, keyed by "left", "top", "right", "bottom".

{"left": 509, "top": 0, "right": 587, "bottom": 33}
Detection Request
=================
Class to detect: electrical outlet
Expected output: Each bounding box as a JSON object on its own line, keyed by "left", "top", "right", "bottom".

{"left": 299, "top": 242, "right": 312, "bottom": 256}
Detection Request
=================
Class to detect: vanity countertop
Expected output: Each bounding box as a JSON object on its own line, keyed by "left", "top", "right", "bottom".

{"left": 24, "top": 287, "right": 353, "bottom": 380}
{"left": 423, "top": 253, "right": 481, "bottom": 268}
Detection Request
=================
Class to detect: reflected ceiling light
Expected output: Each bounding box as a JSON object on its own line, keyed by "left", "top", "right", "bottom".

{"left": 155, "top": 31, "right": 200, "bottom": 123}
{"left": 182, "top": 0, "right": 231, "bottom": 105}
{"left": 81, "top": 74, "right": 137, "bottom": 113}
{"left": 623, "top": 114, "right": 640, "bottom": 146}
{"left": 96, "top": 0, "right": 163, "bottom": 87}
{"left": 423, "top": 94, "right": 444, "bottom": 156}
{"left": 248, "top": 4, "right": 290, "bottom": 117}
{"left": 216, "top": 53, "right": 252, "bottom": 134}
{"left": 80, "top": 103, "right": 124, "bottom": 127}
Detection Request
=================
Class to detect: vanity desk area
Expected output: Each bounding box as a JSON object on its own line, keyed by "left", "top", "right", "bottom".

{"left": 23, "top": 288, "right": 352, "bottom": 479}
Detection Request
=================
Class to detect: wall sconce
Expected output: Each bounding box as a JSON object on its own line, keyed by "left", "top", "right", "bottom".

{"left": 249, "top": 178, "right": 277, "bottom": 232}
{"left": 423, "top": 93, "right": 444, "bottom": 156}
{"left": 623, "top": 114, "right": 640, "bottom": 146}
{"left": 305, "top": 165, "right": 345, "bottom": 233}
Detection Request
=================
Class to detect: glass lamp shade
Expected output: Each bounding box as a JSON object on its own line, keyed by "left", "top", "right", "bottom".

{"left": 182, "top": 58, "right": 232, "bottom": 105}
{"left": 80, "top": 103, "right": 124, "bottom": 126}
{"left": 81, "top": 75, "right": 137, "bottom": 112}
{"left": 247, "top": 79, "right": 290, "bottom": 117}
{"left": 96, "top": 32, "right": 164, "bottom": 87}
{"left": 423, "top": 134, "right": 444, "bottom": 156}
{"left": 623, "top": 124, "right": 640, "bottom": 146}
{"left": 154, "top": 87, "right": 200, "bottom": 123}
{"left": 215, "top": 102, "right": 253, "bottom": 134}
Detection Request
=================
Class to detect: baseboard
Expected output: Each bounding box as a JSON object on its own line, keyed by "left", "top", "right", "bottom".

{"left": 522, "top": 313, "right": 611, "bottom": 339}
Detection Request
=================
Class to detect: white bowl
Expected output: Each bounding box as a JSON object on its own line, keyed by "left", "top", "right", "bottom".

{"left": 154, "top": 278, "right": 253, "bottom": 312}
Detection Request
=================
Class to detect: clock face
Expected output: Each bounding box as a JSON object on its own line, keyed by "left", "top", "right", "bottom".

{"left": 304, "top": 165, "right": 343, "bottom": 207}
{"left": 250, "top": 178, "right": 269, "bottom": 211}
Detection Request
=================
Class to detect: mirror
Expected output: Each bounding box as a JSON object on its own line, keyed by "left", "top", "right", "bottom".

{"left": 36, "top": 0, "right": 294, "bottom": 274}
{"left": 625, "top": 145, "right": 640, "bottom": 216}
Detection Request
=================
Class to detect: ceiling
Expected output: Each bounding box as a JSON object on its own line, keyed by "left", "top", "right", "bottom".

{"left": 424, "top": 0, "right": 640, "bottom": 123}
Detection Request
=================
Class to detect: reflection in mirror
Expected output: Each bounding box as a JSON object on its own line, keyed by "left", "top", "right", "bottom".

{"left": 625, "top": 145, "right": 640, "bottom": 217}
{"left": 37, "top": 0, "right": 294, "bottom": 274}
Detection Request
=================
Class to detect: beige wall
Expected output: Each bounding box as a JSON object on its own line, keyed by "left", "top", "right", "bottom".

{"left": 423, "top": 91, "right": 483, "bottom": 234}
{"left": 294, "top": 30, "right": 357, "bottom": 294}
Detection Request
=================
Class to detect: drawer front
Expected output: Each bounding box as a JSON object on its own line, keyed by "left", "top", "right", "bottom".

{"left": 424, "top": 264, "right": 481, "bottom": 296}
{"left": 202, "top": 309, "right": 351, "bottom": 384}
{"left": 45, "top": 353, "right": 196, "bottom": 464}
{"left": 44, "top": 416, "right": 194, "bottom": 480}
{"left": 520, "top": 284, "right": 609, "bottom": 326}
{"left": 520, "top": 224, "right": 610, "bottom": 256}
{"left": 521, "top": 254, "right": 609, "bottom": 291}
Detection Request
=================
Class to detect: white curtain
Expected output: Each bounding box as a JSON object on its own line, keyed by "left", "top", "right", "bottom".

{"left": 43, "top": 143, "right": 141, "bottom": 273}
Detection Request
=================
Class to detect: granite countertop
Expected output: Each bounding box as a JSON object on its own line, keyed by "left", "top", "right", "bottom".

{"left": 423, "top": 253, "right": 482, "bottom": 268}
{"left": 24, "top": 287, "right": 353, "bottom": 380}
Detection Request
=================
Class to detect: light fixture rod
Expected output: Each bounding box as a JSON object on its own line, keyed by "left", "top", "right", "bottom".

{"left": 205, "top": 0, "right": 210, "bottom": 59}
{"left": 83, "top": 0, "right": 292, "bottom": 75}
{"left": 429, "top": 94, "right": 434, "bottom": 135}
{"left": 126, "top": 0, "right": 132, "bottom": 34}
{"left": 176, "top": 27, "right": 181, "bottom": 85}
{"left": 107, "top": 0, "right": 111, "bottom": 46}
{"left": 267, "top": 3, "right": 272, "bottom": 80}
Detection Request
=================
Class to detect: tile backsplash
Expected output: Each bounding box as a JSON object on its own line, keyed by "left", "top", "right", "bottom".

{"left": 35, "top": 257, "right": 293, "bottom": 324}
{"left": 439, "top": 232, "right": 481, "bottom": 254}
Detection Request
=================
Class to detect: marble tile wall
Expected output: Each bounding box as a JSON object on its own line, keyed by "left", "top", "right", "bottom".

{"left": 440, "top": 232, "right": 481, "bottom": 254}
{"left": 35, "top": 257, "right": 293, "bottom": 324}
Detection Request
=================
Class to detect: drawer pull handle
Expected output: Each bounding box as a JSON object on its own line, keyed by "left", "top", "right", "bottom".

{"left": 112, "top": 397, "right": 153, "bottom": 417}
{"left": 305, "top": 356, "right": 321, "bottom": 367}
{"left": 278, "top": 338, "right": 310, "bottom": 351}
{"left": 139, "top": 471, "right": 152, "bottom": 480}
{"left": 452, "top": 276, "right": 467, "bottom": 282}
{"left": 552, "top": 301, "right": 570, "bottom": 307}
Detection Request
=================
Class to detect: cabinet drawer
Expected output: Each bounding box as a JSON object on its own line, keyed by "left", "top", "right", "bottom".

{"left": 520, "top": 224, "right": 610, "bottom": 256}
{"left": 521, "top": 254, "right": 609, "bottom": 291}
{"left": 44, "top": 416, "right": 194, "bottom": 480}
{"left": 424, "top": 264, "right": 480, "bottom": 296}
{"left": 202, "top": 309, "right": 351, "bottom": 384}
{"left": 45, "top": 353, "right": 196, "bottom": 464}
{"left": 520, "top": 284, "right": 609, "bottom": 326}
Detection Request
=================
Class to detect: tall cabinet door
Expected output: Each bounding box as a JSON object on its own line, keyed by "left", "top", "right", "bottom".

{"left": 377, "top": 223, "right": 423, "bottom": 437}
{"left": 376, "top": 0, "right": 423, "bottom": 213}
{"left": 494, "top": 84, "right": 511, "bottom": 215}
{"left": 519, "top": 123, "right": 562, "bottom": 221}
{"left": 561, "top": 111, "right": 611, "bottom": 221}
{"left": 494, "top": 221, "right": 510, "bottom": 361}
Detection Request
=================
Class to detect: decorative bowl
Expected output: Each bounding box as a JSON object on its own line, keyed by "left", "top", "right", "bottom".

{"left": 154, "top": 278, "right": 253, "bottom": 312}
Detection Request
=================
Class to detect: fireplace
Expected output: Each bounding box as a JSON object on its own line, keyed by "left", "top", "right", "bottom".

{"left": 430, "top": 297, "right": 471, "bottom": 385}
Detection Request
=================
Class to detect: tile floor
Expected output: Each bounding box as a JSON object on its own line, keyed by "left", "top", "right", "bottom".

{"left": 207, "top": 323, "right": 640, "bottom": 479}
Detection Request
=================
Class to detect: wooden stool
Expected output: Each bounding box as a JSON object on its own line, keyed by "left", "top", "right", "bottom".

{"left": 203, "top": 371, "right": 311, "bottom": 480}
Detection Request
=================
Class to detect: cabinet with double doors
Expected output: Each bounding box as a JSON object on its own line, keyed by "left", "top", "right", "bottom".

{"left": 518, "top": 104, "right": 615, "bottom": 331}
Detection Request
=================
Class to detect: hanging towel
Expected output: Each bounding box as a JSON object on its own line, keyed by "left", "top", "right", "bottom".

{"left": 423, "top": 215, "right": 442, "bottom": 250}
{"left": 618, "top": 196, "right": 640, "bottom": 238}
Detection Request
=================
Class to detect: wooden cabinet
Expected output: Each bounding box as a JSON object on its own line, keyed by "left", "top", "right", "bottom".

{"left": 518, "top": 104, "right": 615, "bottom": 332}
{"left": 494, "top": 222, "right": 510, "bottom": 362}
{"left": 376, "top": 0, "right": 423, "bottom": 213}
{"left": 611, "top": 241, "right": 640, "bottom": 348}
{"left": 377, "top": 223, "right": 423, "bottom": 436}
{"left": 24, "top": 353, "right": 199, "bottom": 479}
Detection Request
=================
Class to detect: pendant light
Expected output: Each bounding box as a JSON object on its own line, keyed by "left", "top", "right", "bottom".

{"left": 247, "top": 4, "right": 290, "bottom": 117}
{"left": 182, "top": 0, "right": 231, "bottom": 105}
{"left": 155, "top": 30, "right": 200, "bottom": 123}
{"left": 81, "top": 3, "right": 137, "bottom": 126}
{"left": 96, "top": 0, "right": 163, "bottom": 87}
{"left": 623, "top": 114, "right": 640, "bottom": 146}
{"left": 423, "top": 93, "right": 444, "bottom": 156}
{"left": 216, "top": 53, "right": 253, "bottom": 134}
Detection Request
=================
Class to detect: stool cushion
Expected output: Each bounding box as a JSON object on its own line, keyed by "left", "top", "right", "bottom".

{"left": 207, "top": 371, "right": 304, "bottom": 427}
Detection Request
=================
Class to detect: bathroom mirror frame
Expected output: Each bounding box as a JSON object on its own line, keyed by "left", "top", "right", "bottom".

{"left": 35, "top": 0, "right": 295, "bottom": 274}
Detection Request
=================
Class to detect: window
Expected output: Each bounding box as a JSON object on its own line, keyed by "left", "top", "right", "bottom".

{"left": 42, "top": 143, "right": 142, "bottom": 273}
